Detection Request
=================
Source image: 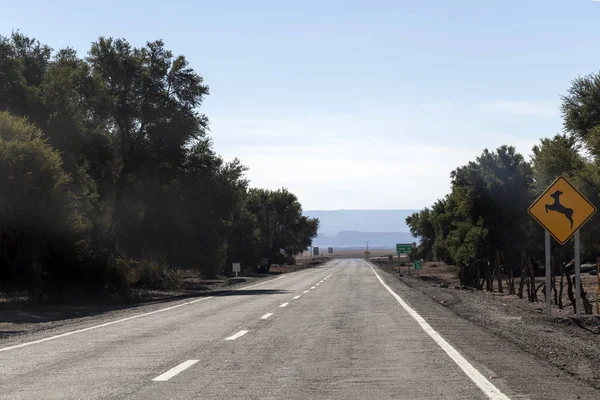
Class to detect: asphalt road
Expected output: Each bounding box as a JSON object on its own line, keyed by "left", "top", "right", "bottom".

{"left": 1, "top": 259, "right": 599, "bottom": 399}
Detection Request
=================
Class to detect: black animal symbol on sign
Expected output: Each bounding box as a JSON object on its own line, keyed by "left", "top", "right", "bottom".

{"left": 545, "top": 190, "right": 574, "bottom": 229}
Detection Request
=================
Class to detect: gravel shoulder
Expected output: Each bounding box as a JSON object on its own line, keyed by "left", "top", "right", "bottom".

{"left": 374, "top": 261, "right": 600, "bottom": 392}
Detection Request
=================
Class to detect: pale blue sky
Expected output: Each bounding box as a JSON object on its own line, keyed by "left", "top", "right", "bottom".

{"left": 2, "top": 0, "right": 600, "bottom": 209}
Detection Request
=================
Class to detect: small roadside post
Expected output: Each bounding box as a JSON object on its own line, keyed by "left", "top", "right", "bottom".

{"left": 528, "top": 176, "right": 597, "bottom": 317}
{"left": 313, "top": 247, "right": 319, "bottom": 263}
{"left": 232, "top": 263, "right": 241, "bottom": 279}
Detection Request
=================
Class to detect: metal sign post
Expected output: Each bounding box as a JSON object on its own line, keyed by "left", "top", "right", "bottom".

{"left": 597, "top": 257, "right": 600, "bottom": 315}
{"left": 575, "top": 230, "right": 581, "bottom": 318}
{"left": 545, "top": 231, "right": 551, "bottom": 316}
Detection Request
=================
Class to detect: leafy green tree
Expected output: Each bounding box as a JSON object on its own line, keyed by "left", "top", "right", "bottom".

{"left": 406, "top": 208, "right": 435, "bottom": 260}
{"left": 87, "top": 37, "right": 210, "bottom": 256}
{"left": 0, "top": 112, "right": 86, "bottom": 290}
{"left": 531, "top": 134, "right": 585, "bottom": 189}
{"left": 0, "top": 32, "right": 51, "bottom": 124}
{"left": 245, "top": 188, "right": 319, "bottom": 273}
{"left": 0, "top": 31, "right": 319, "bottom": 296}
{"left": 562, "top": 72, "right": 600, "bottom": 142}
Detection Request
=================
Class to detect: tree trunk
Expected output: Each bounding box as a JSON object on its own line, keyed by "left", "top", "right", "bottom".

{"left": 484, "top": 261, "right": 493, "bottom": 291}
{"left": 495, "top": 250, "right": 503, "bottom": 294}
{"left": 529, "top": 257, "right": 537, "bottom": 302}
{"left": 552, "top": 275, "right": 558, "bottom": 306}
{"left": 503, "top": 251, "right": 515, "bottom": 295}
{"left": 458, "top": 265, "right": 465, "bottom": 287}
{"left": 474, "top": 262, "right": 482, "bottom": 290}
{"left": 535, "top": 282, "right": 545, "bottom": 299}
{"left": 566, "top": 273, "right": 576, "bottom": 314}
{"left": 518, "top": 249, "right": 525, "bottom": 299}
{"left": 581, "top": 287, "right": 593, "bottom": 315}
{"left": 508, "top": 264, "right": 515, "bottom": 295}
{"left": 558, "top": 271, "right": 564, "bottom": 309}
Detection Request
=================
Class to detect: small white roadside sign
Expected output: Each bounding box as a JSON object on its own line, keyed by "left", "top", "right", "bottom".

{"left": 232, "top": 263, "right": 241, "bottom": 278}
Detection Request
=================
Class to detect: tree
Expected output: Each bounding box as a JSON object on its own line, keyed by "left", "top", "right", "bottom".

{"left": 87, "top": 37, "right": 210, "bottom": 256}
{"left": 0, "top": 32, "right": 51, "bottom": 124}
{"left": 0, "top": 31, "right": 319, "bottom": 297}
{"left": 169, "top": 141, "right": 249, "bottom": 277}
{"left": 0, "top": 112, "right": 86, "bottom": 291}
{"left": 245, "top": 189, "right": 319, "bottom": 273}
{"left": 562, "top": 72, "right": 600, "bottom": 142}
{"left": 406, "top": 208, "right": 435, "bottom": 260}
{"left": 531, "top": 134, "right": 585, "bottom": 189}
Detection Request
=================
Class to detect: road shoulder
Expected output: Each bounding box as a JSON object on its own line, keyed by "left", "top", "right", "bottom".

{"left": 370, "top": 261, "right": 600, "bottom": 400}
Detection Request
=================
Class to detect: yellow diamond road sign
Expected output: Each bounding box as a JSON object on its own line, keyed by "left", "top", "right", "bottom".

{"left": 528, "top": 176, "right": 597, "bottom": 245}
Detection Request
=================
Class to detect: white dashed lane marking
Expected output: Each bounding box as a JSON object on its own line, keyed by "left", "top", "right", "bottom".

{"left": 292, "top": 295, "right": 301, "bottom": 300}
{"left": 152, "top": 360, "right": 199, "bottom": 382}
{"left": 279, "top": 303, "right": 289, "bottom": 308}
{"left": 225, "top": 330, "right": 248, "bottom": 341}
{"left": 260, "top": 313, "right": 273, "bottom": 320}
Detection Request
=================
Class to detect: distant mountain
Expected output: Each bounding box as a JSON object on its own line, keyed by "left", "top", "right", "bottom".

{"left": 311, "top": 231, "right": 415, "bottom": 249}
{"left": 303, "top": 209, "right": 419, "bottom": 249}
{"left": 303, "top": 209, "right": 418, "bottom": 235}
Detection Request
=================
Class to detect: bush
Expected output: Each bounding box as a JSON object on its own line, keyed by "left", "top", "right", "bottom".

{"left": 116, "top": 257, "right": 182, "bottom": 291}
{"left": 286, "top": 255, "right": 296, "bottom": 265}
{"left": 388, "top": 254, "right": 394, "bottom": 261}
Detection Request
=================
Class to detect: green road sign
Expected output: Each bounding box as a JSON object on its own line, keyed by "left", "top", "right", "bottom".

{"left": 396, "top": 243, "right": 414, "bottom": 254}
{"left": 414, "top": 259, "right": 423, "bottom": 270}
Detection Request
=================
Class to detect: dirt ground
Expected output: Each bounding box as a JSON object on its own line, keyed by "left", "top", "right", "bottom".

{"left": 372, "top": 258, "right": 600, "bottom": 391}
{"left": 372, "top": 257, "right": 600, "bottom": 314}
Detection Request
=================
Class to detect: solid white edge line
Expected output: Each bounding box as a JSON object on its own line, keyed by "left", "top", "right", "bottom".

{"left": 260, "top": 313, "right": 273, "bottom": 320}
{"left": 0, "top": 273, "right": 292, "bottom": 353}
{"left": 152, "top": 359, "right": 199, "bottom": 382}
{"left": 365, "top": 261, "right": 511, "bottom": 400}
{"left": 225, "top": 330, "right": 249, "bottom": 341}
{"left": 292, "top": 295, "right": 301, "bottom": 300}
{"left": 0, "top": 296, "right": 213, "bottom": 353}
{"left": 279, "top": 303, "right": 289, "bottom": 308}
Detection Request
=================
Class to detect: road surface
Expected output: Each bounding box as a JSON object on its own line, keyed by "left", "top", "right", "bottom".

{"left": 1, "top": 259, "right": 599, "bottom": 399}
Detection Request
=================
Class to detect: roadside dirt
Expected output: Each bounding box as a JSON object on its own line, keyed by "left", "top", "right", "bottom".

{"left": 373, "top": 259, "right": 600, "bottom": 391}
